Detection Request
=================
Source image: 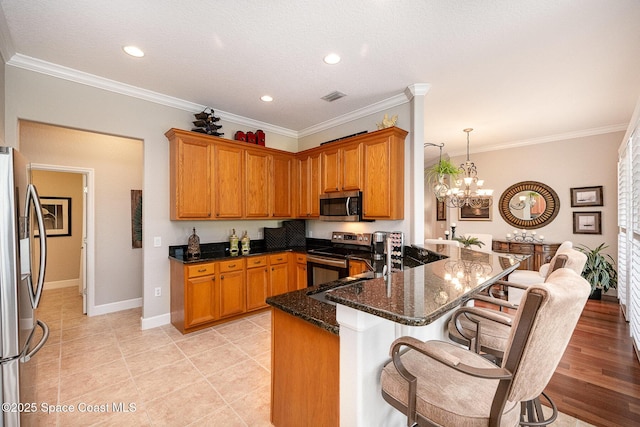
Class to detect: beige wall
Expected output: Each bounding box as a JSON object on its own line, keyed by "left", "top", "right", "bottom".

{"left": 20, "top": 121, "right": 143, "bottom": 306}
{"left": 4, "top": 65, "right": 301, "bottom": 322}
{"left": 31, "top": 170, "right": 83, "bottom": 284}
{"left": 426, "top": 131, "right": 621, "bottom": 262}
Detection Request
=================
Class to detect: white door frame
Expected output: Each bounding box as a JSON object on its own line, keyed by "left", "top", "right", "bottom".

{"left": 31, "top": 163, "right": 96, "bottom": 316}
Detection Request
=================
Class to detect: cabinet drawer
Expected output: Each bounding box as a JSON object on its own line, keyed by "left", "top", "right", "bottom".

{"left": 219, "top": 259, "right": 245, "bottom": 273}
{"left": 294, "top": 253, "right": 306, "bottom": 264}
{"left": 508, "top": 243, "right": 534, "bottom": 255}
{"left": 269, "top": 253, "right": 288, "bottom": 265}
{"left": 492, "top": 241, "right": 509, "bottom": 252}
{"left": 187, "top": 263, "right": 216, "bottom": 278}
{"left": 247, "top": 256, "right": 268, "bottom": 269}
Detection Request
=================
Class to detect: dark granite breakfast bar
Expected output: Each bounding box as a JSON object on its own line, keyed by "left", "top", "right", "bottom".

{"left": 266, "top": 244, "right": 521, "bottom": 334}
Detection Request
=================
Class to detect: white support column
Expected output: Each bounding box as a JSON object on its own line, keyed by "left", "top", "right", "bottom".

{"left": 337, "top": 301, "right": 450, "bottom": 426}
{"left": 404, "top": 84, "right": 430, "bottom": 246}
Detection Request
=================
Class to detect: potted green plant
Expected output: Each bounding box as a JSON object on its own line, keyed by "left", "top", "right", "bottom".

{"left": 454, "top": 236, "right": 485, "bottom": 249}
{"left": 575, "top": 243, "right": 618, "bottom": 299}
{"left": 425, "top": 159, "right": 460, "bottom": 187}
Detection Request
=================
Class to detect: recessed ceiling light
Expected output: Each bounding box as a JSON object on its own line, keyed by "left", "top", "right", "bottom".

{"left": 123, "top": 45, "right": 144, "bottom": 58}
{"left": 261, "top": 95, "right": 273, "bottom": 102}
{"left": 323, "top": 53, "right": 341, "bottom": 65}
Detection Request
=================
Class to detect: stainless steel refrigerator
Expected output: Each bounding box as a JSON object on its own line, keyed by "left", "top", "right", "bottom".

{"left": 0, "top": 147, "right": 48, "bottom": 426}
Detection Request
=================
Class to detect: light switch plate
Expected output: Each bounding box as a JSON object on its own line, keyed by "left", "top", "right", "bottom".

{"left": 153, "top": 236, "right": 161, "bottom": 247}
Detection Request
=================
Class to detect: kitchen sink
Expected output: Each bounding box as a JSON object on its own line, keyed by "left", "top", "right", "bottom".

{"left": 307, "top": 279, "right": 365, "bottom": 306}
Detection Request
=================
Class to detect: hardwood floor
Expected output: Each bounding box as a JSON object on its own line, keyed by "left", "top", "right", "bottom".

{"left": 544, "top": 299, "right": 640, "bottom": 427}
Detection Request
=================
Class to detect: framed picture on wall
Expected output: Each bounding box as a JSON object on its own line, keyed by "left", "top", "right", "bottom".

{"left": 458, "top": 204, "right": 492, "bottom": 221}
{"left": 570, "top": 186, "right": 603, "bottom": 207}
{"left": 573, "top": 211, "right": 602, "bottom": 234}
{"left": 36, "top": 197, "right": 72, "bottom": 237}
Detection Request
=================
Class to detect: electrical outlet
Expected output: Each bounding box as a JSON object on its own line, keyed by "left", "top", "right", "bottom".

{"left": 154, "top": 287, "right": 161, "bottom": 297}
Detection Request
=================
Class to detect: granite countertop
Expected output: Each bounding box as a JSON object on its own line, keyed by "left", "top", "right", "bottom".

{"left": 267, "top": 245, "right": 521, "bottom": 335}
{"left": 168, "top": 238, "right": 329, "bottom": 264}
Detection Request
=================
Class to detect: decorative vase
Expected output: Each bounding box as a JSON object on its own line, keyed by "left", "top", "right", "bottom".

{"left": 589, "top": 288, "right": 602, "bottom": 300}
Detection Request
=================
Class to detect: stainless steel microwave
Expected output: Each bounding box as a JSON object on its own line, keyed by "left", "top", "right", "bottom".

{"left": 319, "top": 191, "right": 366, "bottom": 221}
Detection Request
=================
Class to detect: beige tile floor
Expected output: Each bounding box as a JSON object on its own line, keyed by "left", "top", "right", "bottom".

{"left": 26, "top": 287, "right": 273, "bottom": 426}
{"left": 26, "top": 287, "right": 593, "bottom": 427}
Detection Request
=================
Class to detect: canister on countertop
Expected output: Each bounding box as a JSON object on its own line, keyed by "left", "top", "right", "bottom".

{"left": 230, "top": 229, "right": 239, "bottom": 256}
{"left": 241, "top": 230, "right": 250, "bottom": 255}
{"left": 187, "top": 227, "right": 201, "bottom": 260}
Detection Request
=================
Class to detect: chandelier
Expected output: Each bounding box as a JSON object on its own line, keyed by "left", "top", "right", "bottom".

{"left": 428, "top": 128, "right": 493, "bottom": 209}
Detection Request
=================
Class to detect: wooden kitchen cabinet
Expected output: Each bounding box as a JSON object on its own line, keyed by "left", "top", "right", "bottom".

{"left": 167, "top": 128, "right": 297, "bottom": 221}
{"left": 296, "top": 152, "right": 321, "bottom": 218}
{"left": 361, "top": 128, "right": 407, "bottom": 219}
{"left": 349, "top": 259, "right": 370, "bottom": 276}
{"left": 269, "top": 253, "right": 290, "bottom": 296}
{"left": 293, "top": 253, "right": 307, "bottom": 289}
{"left": 185, "top": 272, "right": 217, "bottom": 329}
{"left": 245, "top": 148, "right": 271, "bottom": 218}
{"left": 271, "top": 308, "right": 339, "bottom": 427}
{"left": 272, "top": 154, "right": 293, "bottom": 217}
{"left": 213, "top": 144, "right": 244, "bottom": 218}
{"left": 168, "top": 132, "right": 212, "bottom": 219}
{"left": 246, "top": 256, "right": 269, "bottom": 311}
{"left": 171, "top": 256, "right": 270, "bottom": 334}
{"left": 321, "top": 142, "right": 362, "bottom": 193}
{"left": 218, "top": 259, "right": 246, "bottom": 318}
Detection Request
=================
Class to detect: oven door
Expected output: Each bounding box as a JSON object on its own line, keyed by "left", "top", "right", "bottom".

{"left": 306, "top": 254, "right": 349, "bottom": 286}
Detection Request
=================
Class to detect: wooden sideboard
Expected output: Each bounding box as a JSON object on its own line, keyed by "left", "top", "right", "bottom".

{"left": 492, "top": 240, "right": 560, "bottom": 271}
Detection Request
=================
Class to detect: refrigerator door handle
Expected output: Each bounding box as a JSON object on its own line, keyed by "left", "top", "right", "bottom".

{"left": 25, "top": 184, "right": 47, "bottom": 309}
{"left": 21, "top": 320, "right": 49, "bottom": 363}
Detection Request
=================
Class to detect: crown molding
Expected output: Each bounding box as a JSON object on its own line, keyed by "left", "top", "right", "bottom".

{"left": 446, "top": 123, "right": 629, "bottom": 158}
{"left": 6, "top": 54, "right": 299, "bottom": 138}
{"left": 405, "top": 83, "right": 431, "bottom": 99}
{"left": 298, "top": 92, "right": 409, "bottom": 138}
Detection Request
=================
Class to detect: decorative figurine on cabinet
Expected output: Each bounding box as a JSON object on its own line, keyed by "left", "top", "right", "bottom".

{"left": 192, "top": 108, "right": 224, "bottom": 136}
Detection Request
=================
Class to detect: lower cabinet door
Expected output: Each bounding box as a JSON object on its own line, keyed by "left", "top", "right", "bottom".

{"left": 270, "top": 263, "right": 290, "bottom": 296}
{"left": 219, "top": 270, "right": 246, "bottom": 318}
{"left": 246, "top": 266, "right": 269, "bottom": 311}
{"left": 185, "top": 275, "right": 217, "bottom": 328}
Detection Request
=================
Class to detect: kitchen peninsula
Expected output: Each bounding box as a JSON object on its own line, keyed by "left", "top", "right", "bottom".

{"left": 267, "top": 245, "right": 520, "bottom": 427}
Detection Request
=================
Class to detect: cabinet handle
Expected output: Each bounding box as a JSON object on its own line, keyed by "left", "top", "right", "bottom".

{"left": 228, "top": 264, "right": 236, "bottom": 268}
{"left": 276, "top": 257, "right": 283, "bottom": 261}
{"left": 221, "top": 275, "right": 224, "bottom": 280}
{"left": 198, "top": 268, "right": 207, "bottom": 272}
{"left": 254, "top": 260, "right": 261, "bottom": 264}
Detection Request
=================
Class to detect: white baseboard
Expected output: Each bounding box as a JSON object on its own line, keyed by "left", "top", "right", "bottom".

{"left": 141, "top": 312, "right": 170, "bottom": 330}
{"left": 90, "top": 297, "right": 142, "bottom": 316}
{"left": 45, "top": 279, "right": 79, "bottom": 290}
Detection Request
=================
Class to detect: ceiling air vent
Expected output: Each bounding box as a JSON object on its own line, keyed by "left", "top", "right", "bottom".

{"left": 321, "top": 91, "right": 347, "bottom": 102}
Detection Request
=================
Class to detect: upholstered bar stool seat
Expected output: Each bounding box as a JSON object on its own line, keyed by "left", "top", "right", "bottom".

{"left": 381, "top": 268, "right": 591, "bottom": 427}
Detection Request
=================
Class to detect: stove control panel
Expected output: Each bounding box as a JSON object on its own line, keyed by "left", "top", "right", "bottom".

{"left": 331, "top": 231, "right": 372, "bottom": 247}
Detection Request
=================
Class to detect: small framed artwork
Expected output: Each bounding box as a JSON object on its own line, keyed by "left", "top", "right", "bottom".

{"left": 37, "top": 197, "right": 72, "bottom": 237}
{"left": 570, "top": 186, "right": 603, "bottom": 207}
{"left": 458, "top": 204, "right": 492, "bottom": 221}
{"left": 436, "top": 199, "right": 446, "bottom": 221}
{"left": 573, "top": 211, "right": 602, "bottom": 234}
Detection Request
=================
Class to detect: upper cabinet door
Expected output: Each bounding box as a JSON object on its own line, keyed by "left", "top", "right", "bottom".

{"left": 362, "top": 129, "right": 406, "bottom": 220}
{"left": 272, "top": 154, "right": 293, "bottom": 217}
{"left": 169, "top": 134, "right": 212, "bottom": 219}
{"left": 213, "top": 144, "right": 244, "bottom": 218}
{"left": 340, "top": 143, "right": 362, "bottom": 191}
{"left": 321, "top": 148, "right": 340, "bottom": 193}
{"left": 245, "top": 149, "right": 271, "bottom": 218}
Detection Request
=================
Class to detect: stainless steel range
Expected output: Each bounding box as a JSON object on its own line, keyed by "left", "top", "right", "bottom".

{"left": 306, "top": 232, "right": 373, "bottom": 286}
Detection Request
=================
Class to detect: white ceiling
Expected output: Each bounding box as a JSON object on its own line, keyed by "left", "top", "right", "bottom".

{"left": 1, "top": 0, "right": 639, "bottom": 160}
